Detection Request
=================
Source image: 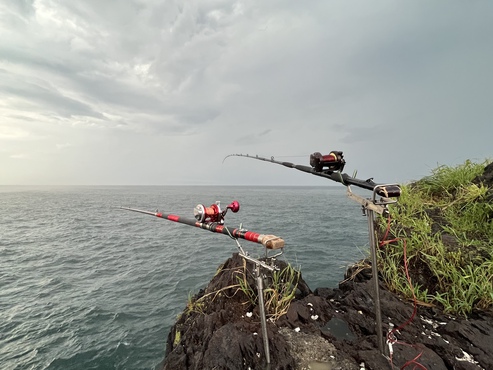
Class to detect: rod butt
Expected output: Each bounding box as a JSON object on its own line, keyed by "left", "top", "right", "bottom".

{"left": 260, "top": 235, "right": 285, "bottom": 249}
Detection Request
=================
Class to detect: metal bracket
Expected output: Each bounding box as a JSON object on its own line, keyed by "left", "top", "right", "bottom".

{"left": 346, "top": 184, "right": 397, "bottom": 216}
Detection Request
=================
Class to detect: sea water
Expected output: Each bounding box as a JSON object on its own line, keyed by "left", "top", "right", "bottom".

{"left": 0, "top": 186, "right": 369, "bottom": 369}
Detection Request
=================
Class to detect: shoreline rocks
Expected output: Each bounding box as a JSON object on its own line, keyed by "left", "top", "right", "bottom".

{"left": 159, "top": 253, "right": 493, "bottom": 369}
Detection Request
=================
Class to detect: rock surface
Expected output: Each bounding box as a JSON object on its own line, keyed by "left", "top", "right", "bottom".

{"left": 160, "top": 253, "right": 493, "bottom": 370}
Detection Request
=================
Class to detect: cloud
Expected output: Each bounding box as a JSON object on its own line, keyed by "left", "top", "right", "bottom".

{"left": 55, "top": 143, "right": 71, "bottom": 150}
{"left": 0, "top": 1, "right": 492, "bottom": 185}
{"left": 9, "top": 153, "right": 28, "bottom": 159}
{"left": 0, "top": 126, "right": 30, "bottom": 140}
{"left": 235, "top": 129, "right": 273, "bottom": 145}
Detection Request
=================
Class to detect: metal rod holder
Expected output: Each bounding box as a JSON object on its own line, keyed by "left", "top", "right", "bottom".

{"left": 347, "top": 184, "right": 400, "bottom": 356}
{"left": 231, "top": 237, "right": 279, "bottom": 366}
{"left": 367, "top": 206, "right": 384, "bottom": 354}
{"left": 255, "top": 263, "right": 271, "bottom": 365}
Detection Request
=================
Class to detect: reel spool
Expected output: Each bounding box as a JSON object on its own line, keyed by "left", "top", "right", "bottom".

{"left": 310, "top": 151, "right": 345, "bottom": 173}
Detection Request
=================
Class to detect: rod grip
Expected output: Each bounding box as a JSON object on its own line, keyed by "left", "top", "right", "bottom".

{"left": 376, "top": 185, "right": 401, "bottom": 197}
{"left": 260, "top": 235, "right": 285, "bottom": 249}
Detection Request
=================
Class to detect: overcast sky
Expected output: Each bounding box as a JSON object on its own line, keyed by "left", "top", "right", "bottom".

{"left": 1, "top": 1, "right": 492, "bottom": 186}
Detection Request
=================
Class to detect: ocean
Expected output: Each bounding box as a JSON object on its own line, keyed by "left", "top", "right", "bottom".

{"left": 0, "top": 186, "right": 370, "bottom": 370}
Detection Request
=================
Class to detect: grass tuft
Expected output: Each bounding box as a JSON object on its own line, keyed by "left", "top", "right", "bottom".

{"left": 378, "top": 159, "right": 493, "bottom": 317}
{"left": 237, "top": 261, "right": 300, "bottom": 321}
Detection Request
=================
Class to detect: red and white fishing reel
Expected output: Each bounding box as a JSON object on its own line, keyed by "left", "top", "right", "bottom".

{"left": 193, "top": 200, "right": 240, "bottom": 224}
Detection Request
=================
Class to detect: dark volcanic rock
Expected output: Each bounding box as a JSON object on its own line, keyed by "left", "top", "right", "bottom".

{"left": 160, "top": 253, "right": 493, "bottom": 370}
{"left": 162, "top": 253, "right": 301, "bottom": 370}
{"left": 473, "top": 161, "right": 493, "bottom": 187}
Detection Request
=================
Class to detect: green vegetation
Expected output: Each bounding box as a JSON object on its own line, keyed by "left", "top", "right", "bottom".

{"left": 185, "top": 291, "right": 207, "bottom": 315}
{"left": 182, "top": 258, "right": 300, "bottom": 322}
{"left": 263, "top": 263, "right": 300, "bottom": 321}
{"left": 237, "top": 261, "right": 300, "bottom": 321}
{"left": 173, "top": 329, "right": 181, "bottom": 347}
{"left": 377, "top": 160, "right": 493, "bottom": 317}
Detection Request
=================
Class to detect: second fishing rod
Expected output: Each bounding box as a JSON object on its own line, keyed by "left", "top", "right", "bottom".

{"left": 224, "top": 151, "right": 401, "bottom": 198}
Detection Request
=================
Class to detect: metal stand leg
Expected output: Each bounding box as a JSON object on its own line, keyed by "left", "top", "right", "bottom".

{"left": 255, "top": 263, "right": 271, "bottom": 364}
{"left": 367, "top": 209, "right": 384, "bottom": 354}
{"left": 347, "top": 184, "right": 400, "bottom": 357}
{"left": 231, "top": 236, "right": 278, "bottom": 366}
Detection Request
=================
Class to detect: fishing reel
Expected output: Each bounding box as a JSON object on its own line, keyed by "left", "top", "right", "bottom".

{"left": 310, "top": 151, "right": 345, "bottom": 173}
{"left": 193, "top": 200, "right": 240, "bottom": 224}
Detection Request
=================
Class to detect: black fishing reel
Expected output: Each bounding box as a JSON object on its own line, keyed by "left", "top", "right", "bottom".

{"left": 310, "top": 151, "right": 345, "bottom": 173}
{"left": 193, "top": 200, "right": 240, "bottom": 224}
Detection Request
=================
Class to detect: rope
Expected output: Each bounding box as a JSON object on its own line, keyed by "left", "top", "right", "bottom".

{"left": 379, "top": 214, "right": 427, "bottom": 370}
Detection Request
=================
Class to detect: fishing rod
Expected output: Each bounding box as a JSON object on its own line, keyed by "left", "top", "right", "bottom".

{"left": 119, "top": 200, "right": 284, "bottom": 250}
{"left": 225, "top": 151, "right": 401, "bottom": 355}
{"left": 223, "top": 151, "right": 401, "bottom": 197}
{"left": 121, "top": 200, "right": 284, "bottom": 364}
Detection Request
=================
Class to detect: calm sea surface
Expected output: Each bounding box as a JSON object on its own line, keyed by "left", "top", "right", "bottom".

{"left": 1, "top": 186, "right": 370, "bottom": 370}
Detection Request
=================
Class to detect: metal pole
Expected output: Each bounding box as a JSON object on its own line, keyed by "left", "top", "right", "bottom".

{"left": 367, "top": 208, "right": 384, "bottom": 354}
{"left": 348, "top": 184, "right": 398, "bottom": 356}
{"left": 256, "top": 263, "right": 271, "bottom": 364}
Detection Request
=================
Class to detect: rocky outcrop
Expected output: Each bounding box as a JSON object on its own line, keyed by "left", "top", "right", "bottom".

{"left": 160, "top": 162, "right": 493, "bottom": 370}
{"left": 160, "top": 253, "right": 493, "bottom": 370}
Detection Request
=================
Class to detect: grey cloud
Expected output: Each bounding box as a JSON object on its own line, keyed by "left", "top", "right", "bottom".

{"left": 0, "top": 74, "right": 100, "bottom": 119}
{"left": 235, "top": 129, "right": 273, "bottom": 145}
{"left": 1, "top": 1, "right": 492, "bottom": 185}
{"left": 1, "top": 1, "right": 239, "bottom": 132}
{"left": 0, "top": 48, "right": 76, "bottom": 76}
{"left": 337, "top": 125, "right": 396, "bottom": 144}
{"left": 0, "top": 0, "right": 36, "bottom": 26}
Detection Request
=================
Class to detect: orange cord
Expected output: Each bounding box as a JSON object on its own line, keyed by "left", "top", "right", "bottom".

{"left": 379, "top": 214, "right": 427, "bottom": 370}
